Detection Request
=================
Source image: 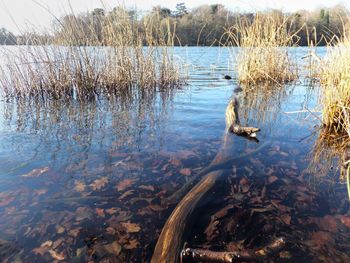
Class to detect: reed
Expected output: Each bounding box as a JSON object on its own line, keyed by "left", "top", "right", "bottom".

{"left": 225, "top": 12, "right": 298, "bottom": 86}
{"left": 0, "top": 7, "right": 184, "bottom": 101}
{"left": 319, "top": 37, "right": 350, "bottom": 136}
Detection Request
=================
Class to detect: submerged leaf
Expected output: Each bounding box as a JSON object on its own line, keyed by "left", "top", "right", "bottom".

{"left": 116, "top": 179, "right": 137, "bottom": 191}
{"left": 22, "top": 167, "right": 49, "bottom": 177}
{"left": 121, "top": 222, "right": 141, "bottom": 233}
{"left": 74, "top": 181, "right": 86, "bottom": 192}
{"left": 103, "top": 241, "right": 122, "bottom": 255}
{"left": 91, "top": 177, "right": 108, "bottom": 191}
{"left": 180, "top": 168, "right": 192, "bottom": 176}
{"left": 48, "top": 249, "right": 65, "bottom": 260}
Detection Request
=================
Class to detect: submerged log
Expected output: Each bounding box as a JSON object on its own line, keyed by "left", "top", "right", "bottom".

{"left": 152, "top": 97, "right": 262, "bottom": 263}
{"left": 151, "top": 170, "right": 224, "bottom": 263}
{"left": 180, "top": 237, "right": 286, "bottom": 263}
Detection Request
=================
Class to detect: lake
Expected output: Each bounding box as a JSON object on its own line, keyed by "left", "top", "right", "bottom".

{"left": 0, "top": 47, "right": 349, "bottom": 262}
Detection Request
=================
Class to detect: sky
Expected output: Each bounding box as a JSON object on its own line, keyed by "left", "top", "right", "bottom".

{"left": 0, "top": 0, "right": 348, "bottom": 34}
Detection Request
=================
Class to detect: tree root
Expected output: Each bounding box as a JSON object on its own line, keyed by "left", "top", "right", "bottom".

{"left": 180, "top": 237, "right": 286, "bottom": 263}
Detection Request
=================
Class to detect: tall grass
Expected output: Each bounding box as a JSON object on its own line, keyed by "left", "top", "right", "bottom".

{"left": 320, "top": 37, "right": 350, "bottom": 136}
{"left": 225, "top": 12, "right": 298, "bottom": 86}
{"left": 0, "top": 8, "right": 185, "bottom": 102}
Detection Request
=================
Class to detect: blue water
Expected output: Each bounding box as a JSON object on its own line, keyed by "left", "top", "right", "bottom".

{"left": 0, "top": 46, "right": 349, "bottom": 262}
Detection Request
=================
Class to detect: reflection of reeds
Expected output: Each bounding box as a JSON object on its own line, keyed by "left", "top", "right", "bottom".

{"left": 238, "top": 83, "right": 288, "bottom": 128}
{"left": 0, "top": 8, "right": 185, "bottom": 102}
{"left": 310, "top": 128, "right": 350, "bottom": 182}
{"left": 225, "top": 12, "right": 298, "bottom": 86}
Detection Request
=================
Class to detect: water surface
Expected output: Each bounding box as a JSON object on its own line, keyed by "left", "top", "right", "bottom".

{"left": 0, "top": 47, "right": 349, "bottom": 262}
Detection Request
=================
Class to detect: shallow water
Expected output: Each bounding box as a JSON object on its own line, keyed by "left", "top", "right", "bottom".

{"left": 0, "top": 47, "right": 349, "bottom": 262}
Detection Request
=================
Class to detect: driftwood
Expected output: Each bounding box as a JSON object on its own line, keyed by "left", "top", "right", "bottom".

{"left": 180, "top": 237, "right": 286, "bottom": 263}
{"left": 151, "top": 98, "right": 262, "bottom": 263}
{"left": 151, "top": 170, "right": 225, "bottom": 263}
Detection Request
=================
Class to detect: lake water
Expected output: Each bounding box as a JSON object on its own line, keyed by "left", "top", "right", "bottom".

{"left": 0, "top": 47, "right": 349, "bottom": 262}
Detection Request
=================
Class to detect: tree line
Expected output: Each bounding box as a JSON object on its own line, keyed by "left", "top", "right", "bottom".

{"left": 1, "top": 3, "right": 349, "bottom": 46}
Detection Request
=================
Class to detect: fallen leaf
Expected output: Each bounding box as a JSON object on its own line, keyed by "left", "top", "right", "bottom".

{"left": 105, "top": 227, "right": 116, "bottom": 235}
{"left": 95, "top": 208, "right": 105, "bottom": 217}
{"left": 106, "top": 208, "right": 119, "bottom": 215}
{"left": 53, "top": 238, "right": 64, "bottom": 249}
{"left": 340, "top": 216, "right": 350, "bottom": 228}
{"left": 309, "top": 231, "right": 333, "bottom": 247}
{"left": 91, "top": 177, "right": 108, "bottom": 191}
{"left": 121, "top": 222, "right": 141, "bottom": 233}
{"left": 32, "top": 240, "right": 52, "bottom": 256}
{"left": 116, "top": 178, "right": 137, "bottom": 191}
{"left": 124, "top": 239, "right": 139, "bottom": 249}
{"left": 281, "top": 214, "right": 291, "bottom": 225}
{"left": 22, "top": 167, "right": 49, "bottom": 177}
{"left": 268, "top": 176, "right": 278, "bottom": 184}
{"left": 120, "top": 190, "right": 134, "bottom": 199}
{"left": 74, "top": 181, "right": 86, "bottom": 192}
{"left": 48, "top": 249, "right": 65, "bottom": 260}
{"left": 103, "top": 241, "right": 122, "bottom": 255}
{"left": 76, "top": 207, "right": 93, "bottom": 221}
{"left": 180, "top": 168, "right": 191, "bottom": 176}
{"left": 56, "top": 225, "right": 65, "bottom": 234}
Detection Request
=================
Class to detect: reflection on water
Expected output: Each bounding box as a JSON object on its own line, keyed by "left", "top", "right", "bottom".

{"left": 0, "top": 47, "right": 349, "bottom": 262}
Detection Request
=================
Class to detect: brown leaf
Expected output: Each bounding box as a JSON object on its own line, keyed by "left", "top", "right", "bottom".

{"left": 268, "top": 176, "right": 278, "bottom": 184}
{"left": 76, "top": 207, "right": 93, "bottom": 221}
{"left": 319, "top": 215, "right": 338, "bottom": 233}
{"left": 180, "top": 168, "right": 192, "bottom": 176}
{"left": 91, "top": 177, "right": 108, "bottom": 191}
{"left": 212, "top": 205, "right": 234, "bottom": 220}
{"left": 103, "top": 241, "right": 122, "bottom": 255}
{"left": 121, "top": 222, "right": 141, "bottom": 233}
{"left": 309, "top": 231, "right": 333, "bottom": 247}
{"left": 204, "top": 220, "right": 220, "bottom": 241}
{"left": 281, "top": 214, "right": 291, "bottom": 225}
{"left": 149, "top": 204, "right": 165, "bottom": 212}
{"left": 55, "top": 225, "right": 65, "bottom": 234}
{"left": 32, "top": 240, "right": 52, "bottom": 256}
{"left": 170, "top": 158, "right": 181, "bottom": 167}
{"left": 106, "top": 208, "right": 119, "bottom": 215}
{"left": 22, "top": 167, "right": 49, "bottom": 177}
{"left": 74, "top": 181, "right": 86, "bottom": 192}
{"left": 95, "top": 208, "right": 105, "bottom": 217}
{"left": 124, "top": 239, "right": 139, "bottom": 250}
{"left": 120, "top": 190, "right": 134, "bottom": 199}
{"left": 105, "top": 227, "right": 116, "bottom": 235}
{"left": 53, "top": 238, "right": 64, "bottom": 249}
{"left": 48, "top": 249, "right": 65, "bottom": 260}
{"left": 340, "top": 216, "right": 350, "bottom": 228}
{"left": 116, "top": 179, "right": 137, "bottom": 192}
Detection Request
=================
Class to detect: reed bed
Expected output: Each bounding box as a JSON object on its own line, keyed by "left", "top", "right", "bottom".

{"left": 225, "top": 13, "right": 298, "bottom": 86}
{"left": 0, "top": 8, "right": 184, "bottom": 101}
{"left": 319, "top": 38, "right": 350, "bottom": 136}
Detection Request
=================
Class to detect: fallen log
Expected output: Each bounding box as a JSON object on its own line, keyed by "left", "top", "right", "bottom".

{"left": 151, "top": 98, "right": 262, "bottom": 263}
{"left": 151, "top": 170, "right": 224, "bottom": 263}
{"left": 180, "top": 237, "right": 286, "bottom": 263}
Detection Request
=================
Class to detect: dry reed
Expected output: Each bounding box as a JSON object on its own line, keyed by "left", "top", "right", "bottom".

{"left": 0, "top": 7, "right": 184, "bottom": 101}
{"left": 225, "top": 12, "right": 298, "bottom": 86}
{"left": 319, "top": 37, "right": 350, "bottom": 136}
